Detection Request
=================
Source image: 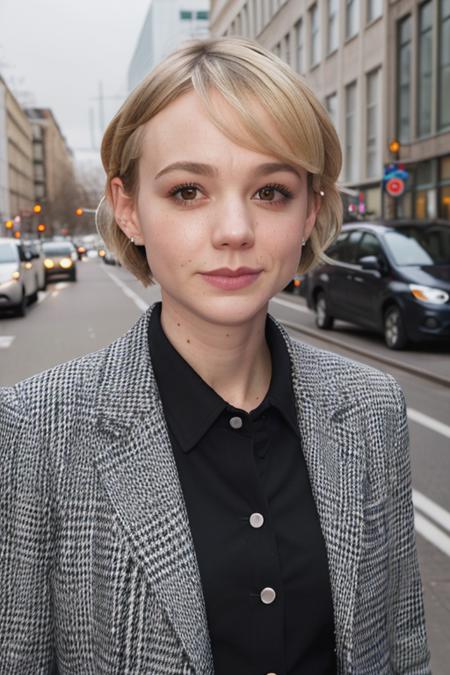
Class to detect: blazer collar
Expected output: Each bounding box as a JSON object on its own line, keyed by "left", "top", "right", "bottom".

{"left": 92, "top": 302, "right": 364, "bottom": 670}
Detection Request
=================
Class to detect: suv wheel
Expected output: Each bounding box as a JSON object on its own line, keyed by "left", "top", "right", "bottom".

{"left": 315, "top": 292, "right": 334, "bottom": 330}
{"left": 384, "top": 305, "right": 408, "bottom": 350}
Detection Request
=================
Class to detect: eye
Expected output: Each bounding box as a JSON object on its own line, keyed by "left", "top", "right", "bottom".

{"left": 254, "top": 183, "right": 293, "bottom": 205}
{"left": 167, "top": 181, "right": 294, "bottom": 208}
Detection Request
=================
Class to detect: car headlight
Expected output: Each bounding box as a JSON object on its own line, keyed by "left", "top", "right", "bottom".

{"left": 409, "top": 284, "right": 449, "bottom": 305}
{"left": 44, "top": 258, "right": 54, "bottom": 269}
{"left": 60, "top": 257, "right": 73, "bottom": 269}
{"left": 11, "top": 271, "right": 20, "bottom": 281}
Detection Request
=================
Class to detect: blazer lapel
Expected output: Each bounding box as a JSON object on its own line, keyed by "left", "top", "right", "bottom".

{"left": 92, "top": 306, "right": 213, "bottom": 673}
{"left": 272, "top": 316, "right": 365, "bottom": 666}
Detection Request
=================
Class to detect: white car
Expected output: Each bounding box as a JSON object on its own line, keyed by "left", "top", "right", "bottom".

{"left": 0, "top": 238, "right": 40, "bottom": 316}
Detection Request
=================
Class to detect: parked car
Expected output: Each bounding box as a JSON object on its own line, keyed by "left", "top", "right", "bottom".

{"left": 305, "top": 220, "right": 450, "bottom": 349}
{"left": 23, "top": 240, "right": 47, "bottom": 291}
{"left": 42, "top": 241, "right": 78, "bottom": 282}
{"left": 0, "top": 238, "right": 40, "bottom": 316}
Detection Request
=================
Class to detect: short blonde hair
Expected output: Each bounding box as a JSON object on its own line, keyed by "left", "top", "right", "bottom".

{"left": 98, "top": 36, "right": 342, "bottom": 287}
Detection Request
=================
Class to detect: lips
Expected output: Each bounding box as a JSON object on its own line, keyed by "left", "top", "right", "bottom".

{"left": 200, "top": 268, "right": 262, "bottom": 291}
{"left": 202, "top": 267, "right": 263, "bottom": 277}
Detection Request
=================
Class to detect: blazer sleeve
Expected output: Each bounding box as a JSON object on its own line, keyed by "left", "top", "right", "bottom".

{"left": 0, "top": 386, "right": 56, "bottom": 673}
{"left": 386, "top": 376, "right": 431, "bottom": 674}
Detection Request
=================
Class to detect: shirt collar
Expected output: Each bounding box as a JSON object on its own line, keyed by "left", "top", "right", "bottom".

{"left": 148, "top": 301, "right": 300, "bottom": 452}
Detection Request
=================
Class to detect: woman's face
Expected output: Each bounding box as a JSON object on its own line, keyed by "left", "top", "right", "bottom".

{"left": 113, "top": 89, "right": 319, "bottom": 327}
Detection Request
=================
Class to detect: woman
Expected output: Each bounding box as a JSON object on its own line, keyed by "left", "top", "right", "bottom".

{"left": 0, "top": 37, "right": 430, "bottom": 674}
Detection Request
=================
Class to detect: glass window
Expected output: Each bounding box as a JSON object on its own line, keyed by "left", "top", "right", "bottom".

{"left": 439, "top": 186, "right": 450, "bottom": 219}
{"left": 439, "top": 0, "right": 450, "bottom": 128}
{"left": 0, "top": 243, "right": 19, "bottom": 263}
{"left": 326, "top": 92, "right": 338, "bottom": 127}
{"left": 345, "top": 81, "right": 357, "bottom": 182}
{"left": 326, "top": 232, "right": 349, "bottom": 261}
{"left": 440, "top": 155, "right": 450, "bottom": 182}
{"left": 345, "top": 0, "right": 359, "bottom": 40}
{"left": 367, "top": 0, "right": 383, "bottom": 23}
{"left": 327, "top": 0, "right": 338, "bottom": 54}
{"left": 295, "top": 19, "right": 303, "bottom": 73}
{"left": 397, "top": 16, "right": 412, "bottom": 142}
{"left": 179, "top": 10, "right": 192, "bottom": 20}
{"left": 385, "top": 226, "right": 450, "bottom": 265}
{"left": 196, "top": 10, "right": 208, "bottom": 20}
{"left": 366, "top": 69, "right": 380, "bottom": 178}
{"left": 418, "top": 1, "right": 433, "bottom": 137}
{"left": 310, "top": 4, "right": 320, "bottom": 67}
{"left": 357, "top": 233, "right": 383, "bottom": 259}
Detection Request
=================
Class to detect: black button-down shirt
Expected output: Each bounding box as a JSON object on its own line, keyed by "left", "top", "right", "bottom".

{"left": 148, "top": 302, "right": 336, "bottom": 675}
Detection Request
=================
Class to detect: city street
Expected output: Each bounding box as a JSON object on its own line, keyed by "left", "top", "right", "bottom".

{"left": 1, "top": 256, "right": 449, "bottom": 673}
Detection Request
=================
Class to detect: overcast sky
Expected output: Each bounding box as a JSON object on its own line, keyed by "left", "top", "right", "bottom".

{"left": 0, "top": 0, "right": 151, "bottom": 164}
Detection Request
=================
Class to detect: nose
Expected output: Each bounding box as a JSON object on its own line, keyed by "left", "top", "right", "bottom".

{"left": 211, "top": 197, "right": 256, "bottom": 250}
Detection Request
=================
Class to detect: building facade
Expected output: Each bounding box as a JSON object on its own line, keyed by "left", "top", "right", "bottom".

{"left": 128, "top": 0, "right": 210, "bottom": 92}
{"left": 0, "top": 75, "right": 34, "bottom": 225}
{"left": 210, "top": 0, "right": 450, "bottom": 221}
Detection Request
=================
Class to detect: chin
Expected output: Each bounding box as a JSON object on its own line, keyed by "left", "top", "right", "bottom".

{"left": 163, "top": 288, "right": 272, "bottom": 325}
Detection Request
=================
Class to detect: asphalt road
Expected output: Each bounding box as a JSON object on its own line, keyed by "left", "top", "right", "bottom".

{"left": 1, "top": 257, "right": 449, "bottom": 672}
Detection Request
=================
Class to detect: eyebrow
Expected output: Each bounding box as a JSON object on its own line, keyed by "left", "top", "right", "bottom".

{"left": 154, "top": 161, "right": 301, "bottom": 180}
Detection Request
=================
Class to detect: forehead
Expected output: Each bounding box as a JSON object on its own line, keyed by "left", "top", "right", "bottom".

{"left": 140, "top": 88, "right": 291, "bottom": 170}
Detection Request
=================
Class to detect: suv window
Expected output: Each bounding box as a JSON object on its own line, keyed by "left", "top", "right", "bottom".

{"left": 0, "top": 242, "right": 19, "bottom": 263}
{"left": 357, "top": 233, "right": 382, "bottom": 259}
{"left": 327, "top": 232, "right": 349, "bottom": 262}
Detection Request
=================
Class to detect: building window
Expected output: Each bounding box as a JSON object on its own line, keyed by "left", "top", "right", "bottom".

{"left": 180, "top": 10, "right": 192, "bottom": 20}
{"left": 325, "top": 92, "right": 338, "bottom": 127}
{"left": 295, "top": 19, "right": 304, "bottom": 73}
{"left": 345, "top": 81, "right": 357, "bottom": 182}
{"left": 366, "top": 69, "right": 380, "bottom": 178}
{"left": 439, "top": 0, "right": 450, "bottom": 129}
{"left": 415, "top": 160, "right": 436, "bottom": 219}
{"left": 310, "top": 4, "right": 320, "bottom": 67}
{"left": 284, "top": 32, "right": 291, "bottom": 65}
{"left": 196, "top": 10, "right": 208, "bottom": 20}
{"left": 345, "top": 0, "right": 359, "bottom": 40}
{"left": 397, "top": 15, "right": 412, "bottom": 142}
{"left": 439, "top": 155, "right": 450, "bottom": 218}
{"left": 418, "top": 1, "right": 433, "bottom": 137}
{"left": 367, "top": 0, "right": 382, "bottom": 23}
{"left": 327, "top": 0, "right": 338, "bottom": 54}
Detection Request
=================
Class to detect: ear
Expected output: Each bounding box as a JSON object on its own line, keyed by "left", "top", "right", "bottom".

{"left": 110, "top": 177, "right": 145, "bottom": 245}
{"left": 303, "top": 190, "right": 321, "bottom": 242}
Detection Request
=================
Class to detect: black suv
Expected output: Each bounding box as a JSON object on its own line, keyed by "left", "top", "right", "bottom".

{"left": 305, "top": 220, "right": 450, "bottom": 349}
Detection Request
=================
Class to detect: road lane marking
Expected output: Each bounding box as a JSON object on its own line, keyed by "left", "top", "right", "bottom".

{"left": 0, "top": 336, "right": 15, "bottom": 349}
{"left": 270, "top": 296, "right": 310, "bottom": 313}
{"left": 413, "top": 489, "right": 450, "bottom": 534}
{"left": 102, "top": 267, "right": 149, "bottom": 312}
{"left": 414, "top": 511, "right": 450, "bottom": 558}
{"left": 37, "top": 291, "right": 48, "bottom": 304}
{"left": 407, "top": 408, "right": 450, "bottom": 439}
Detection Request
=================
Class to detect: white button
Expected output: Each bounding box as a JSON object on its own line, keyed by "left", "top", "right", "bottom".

{"left": 266, "top": 672, "right": 278, "bottom": 675}
{"left": 260, "top": 587, "right": 276, "bottom": 604}
{"left": 229, "top": 416, "right": 243, "bottom": 429}
{"left": 249, "top": 512, "right": 264, "bottom": 528}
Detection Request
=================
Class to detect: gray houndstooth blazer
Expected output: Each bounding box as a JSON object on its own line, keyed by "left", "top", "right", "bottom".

{"left": 1, "top": 302, "right": 431, "bottom": 674}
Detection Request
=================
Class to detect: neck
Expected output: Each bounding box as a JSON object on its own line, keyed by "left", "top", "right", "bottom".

{"left": 158, "top": 294, "right": 272, "bottom": 413}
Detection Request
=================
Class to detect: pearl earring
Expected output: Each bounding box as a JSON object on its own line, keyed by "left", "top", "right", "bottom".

{"left": 302, "top": 239, "right": 306, "bottom": 247}
{"left": 319, "top": 190, "right": 325, "bottom": 197}
{"left": 130, "top": 236, "right": 135, "bottom": 244}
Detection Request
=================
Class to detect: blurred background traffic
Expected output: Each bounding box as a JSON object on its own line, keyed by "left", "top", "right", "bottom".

{"left": 0, "top": 1, "right": 449, "bottom": 672}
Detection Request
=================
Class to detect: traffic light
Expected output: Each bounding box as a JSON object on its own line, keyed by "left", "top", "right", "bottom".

{"left": 389, "top": 139, "right": 400, "bottom": 157}
{"left": 75, "top": 207, "right": 84, "bottom": 216}
{"left": 37, "top": 223, "right": 46, "bottom": 233}
{"left": 5, "top": 219, "right": 13, "bottom": 229}
{"left": 33, "top": 203, "right": 42, "bottom": 214}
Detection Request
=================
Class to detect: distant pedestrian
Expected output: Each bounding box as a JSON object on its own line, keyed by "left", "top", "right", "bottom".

{"left": 0, "top": 36, "right": 430, "bottom": 673}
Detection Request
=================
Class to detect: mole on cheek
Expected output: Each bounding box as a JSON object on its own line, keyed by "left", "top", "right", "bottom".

{"left": 186, "top": 339, "right": 191, "bottom": 344}
{"left": 177, "top": 322, "right": 181, "bottom": 327}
